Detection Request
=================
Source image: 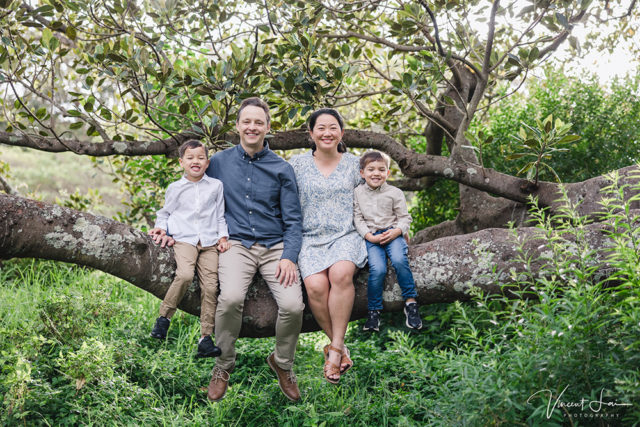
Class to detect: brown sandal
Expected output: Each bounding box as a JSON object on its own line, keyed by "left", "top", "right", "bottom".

{"left": 340, "top": 346, "right": 353, "bottom": 374}
{"left": 323, "top": 345, "right": 341, "bottom": 384}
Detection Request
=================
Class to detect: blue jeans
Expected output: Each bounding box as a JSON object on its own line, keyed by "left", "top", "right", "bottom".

{"left": 366, "top": 230, "right": 417, "bottom": 311}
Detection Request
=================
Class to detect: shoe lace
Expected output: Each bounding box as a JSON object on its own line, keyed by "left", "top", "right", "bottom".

{"left": 287, "top": 370, "right": 298, "bottom": 384}
{"left": 368, "top": 311, "right": 378, "bottom": 322}
{"left": 211, "top": 366, "right": 230, "bottom": 382}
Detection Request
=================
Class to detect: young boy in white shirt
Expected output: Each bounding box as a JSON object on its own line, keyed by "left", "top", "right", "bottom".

{"left": 353, "top": 150, "right": 423, "bottom": 332}
{"left": 148, "top": 140, "right": 230, "bottom": 358}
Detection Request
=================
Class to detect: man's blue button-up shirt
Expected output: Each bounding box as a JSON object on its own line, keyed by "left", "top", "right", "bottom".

{"left": 206, "top": 143, "right": 302, "bottom": 263}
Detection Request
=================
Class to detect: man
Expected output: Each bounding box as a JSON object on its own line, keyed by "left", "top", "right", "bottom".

{"left": 205, "top": 97, "right": 304, "bottom": 402}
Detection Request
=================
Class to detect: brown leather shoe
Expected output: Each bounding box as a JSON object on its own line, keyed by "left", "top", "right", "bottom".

{"left": 207, "top": 366, "right": 230, "bottom": 402}
{"left": 266, "top": 353, "right": 301, "bottom": 402}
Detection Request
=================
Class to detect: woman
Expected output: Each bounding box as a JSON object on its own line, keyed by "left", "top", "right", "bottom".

{"left": 289, "top": 108, "right": 367, "bottom": 384}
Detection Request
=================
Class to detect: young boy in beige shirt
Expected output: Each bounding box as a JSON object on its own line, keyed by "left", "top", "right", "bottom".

{"left": 354, "top": 151, "right": 423, "bottom": 332}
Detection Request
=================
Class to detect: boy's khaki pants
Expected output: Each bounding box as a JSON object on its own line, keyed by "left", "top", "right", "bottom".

{"left": 213, "top": 240, "right": 304, "bottom": 372}
{"left": 159, "top": 241, "right": 218, "bottom": 336}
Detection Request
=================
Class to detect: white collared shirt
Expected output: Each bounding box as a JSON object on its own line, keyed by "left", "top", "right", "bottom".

{"left": 154, "top": 175, "right": 229, "bottom": 247}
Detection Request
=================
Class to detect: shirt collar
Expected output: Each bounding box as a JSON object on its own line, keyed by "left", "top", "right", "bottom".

{"left": 365, "top": 181, "right": 388, "bottom": 191}
{"left": 236, "top": 141, "right": 270, "bottom": 161}
{"left": 179, "top": 174, "right": 212, "bottom": 184}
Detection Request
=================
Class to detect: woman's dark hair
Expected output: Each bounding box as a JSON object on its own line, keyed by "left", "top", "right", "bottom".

{"left": 308, "top": 108, "right": 347, "bottom": 153}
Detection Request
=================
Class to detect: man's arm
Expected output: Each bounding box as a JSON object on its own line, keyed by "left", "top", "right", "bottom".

{"left": 276, "top": 165, "right": 302, "bottom": 286}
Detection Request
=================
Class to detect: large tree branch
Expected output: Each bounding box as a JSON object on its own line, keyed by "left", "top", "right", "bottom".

{"left": 0, "top": 131, "right": 198, "bottom": 157}
{"left": 0, "top": 193, "right": 621, "bottom": 337}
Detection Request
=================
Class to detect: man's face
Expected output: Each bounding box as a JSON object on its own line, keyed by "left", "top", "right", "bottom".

{"left": 360, "top": 159, "right": 390, "bottom": 189}
{"left": 179, "top": 146, "right": 209, "bottom": 182}
{"left": 236, "top": 105, "right": 270, "bottom": 153}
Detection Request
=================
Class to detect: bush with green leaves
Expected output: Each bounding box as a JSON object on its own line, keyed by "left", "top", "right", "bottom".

{"left": 411, "top": 69, "right": 640, "bottom": 232}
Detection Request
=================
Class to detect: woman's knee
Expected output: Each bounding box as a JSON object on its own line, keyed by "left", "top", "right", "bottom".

{"left": 304, "top": 275, "right": 329, "bottom": 299}
{"left": 328, "top": 264, "right": 355, "bottom": 288}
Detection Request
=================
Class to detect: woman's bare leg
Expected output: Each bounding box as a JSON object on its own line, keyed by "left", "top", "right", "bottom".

{"left": 303, "top": 271, "right": 333, "bottom": 341}
{"left": 327, "top": 261, "right": 356, "bottom": 371}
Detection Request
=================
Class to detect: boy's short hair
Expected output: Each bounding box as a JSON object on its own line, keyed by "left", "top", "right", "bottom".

{"left": 178, "top": 139, "right": 207, "bottom": 158}
{"left": 360, "top": 150, "right": 390, "bottom": 170}
{"left": 237, "top": 97, "right": 271, "bottom": 124}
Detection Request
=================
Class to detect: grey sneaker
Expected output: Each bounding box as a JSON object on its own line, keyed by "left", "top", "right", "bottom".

{"left": 150, "top": 316, "right": 170, "bottom": 339}
{"left": 404, "top": 303, "right": 423, "bottom": 330}
{"left": 363, "top": 310, "right": 381, "bottom": 332}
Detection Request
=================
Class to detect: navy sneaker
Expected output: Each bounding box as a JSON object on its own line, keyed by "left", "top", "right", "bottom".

{"left": 363, "top": 310, "right": 381, "bottom": 332}
{"left": 150, "top": 316, "right": 170, "bottom": 339}
{"left": 404, "top": 302, "right": 423, "bottom": 330}
{"left": 196, "top": 335, "right": 222, "bottom": 358}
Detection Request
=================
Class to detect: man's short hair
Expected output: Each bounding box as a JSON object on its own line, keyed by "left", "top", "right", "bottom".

{"left": 360, "top": 150, "right": 390, "bottom": 170}
{"left": 178, "top": 139, "right": 207, "bottom": 158}
{"left": 237, "top": 97, "right": 271, "bottom": 124}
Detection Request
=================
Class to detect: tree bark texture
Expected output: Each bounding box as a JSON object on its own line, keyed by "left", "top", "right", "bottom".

{"left": 0, "top": 192, "right": 619, "bottom": 338}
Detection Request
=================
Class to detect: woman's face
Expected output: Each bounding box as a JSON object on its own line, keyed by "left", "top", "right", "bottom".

{"left": 309, "top": 114, "right": 344, "bottom": 152}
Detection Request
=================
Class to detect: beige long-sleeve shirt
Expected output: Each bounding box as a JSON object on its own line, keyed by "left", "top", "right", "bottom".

{"left": 353, "top": 182, "right": 412, "bottom": 237}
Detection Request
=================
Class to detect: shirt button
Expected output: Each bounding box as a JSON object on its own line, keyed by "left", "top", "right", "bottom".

{"left": 252, "top": 227, "right": 255, "bottom": 231}
{"left": 249, "top": 211, "right": 253, "bottom": 214}
{"left": 246, "top": 194, "right": 249, "bottom": 198}
{"left": 247, "top": 178, "right": 251, "bottom": 181}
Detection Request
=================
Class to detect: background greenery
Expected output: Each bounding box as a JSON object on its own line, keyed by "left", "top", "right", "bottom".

{"left": 409, "top": 68, "right": 640, "bottom": 233}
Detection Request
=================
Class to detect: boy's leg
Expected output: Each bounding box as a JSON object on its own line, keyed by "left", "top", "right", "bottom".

{"left": 384, "top": 236, "right": 418, "bottom": 301}
{"left": 366, "top": 241, "right": 388, "bottom": 311}
{"left": 159, "top": 242, "right": 198, "bottom": 319}
{"left": 195, "top": 243, "right": 219, "bottom": 337}
{"left": 213, "top": 240, "right": 258, "bottom": 372}
{"left": 257, "top": 243, "right": 304, "bottom": 371}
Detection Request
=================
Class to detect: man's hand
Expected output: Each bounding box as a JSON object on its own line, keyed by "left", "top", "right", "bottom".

{"left": 217, "top": 237, "right": 230, "bottom": 253}
{"left": 365, "top": 232, "right": 383, "bottom": 244}
{"left": 275, "top": 258, "right": 298, "bottom": 287}
{"left": 379, "top": 228, "right": 402, "bottom": 245}
{"left": 148, "top": 228, "right": 175, "bottom": 248}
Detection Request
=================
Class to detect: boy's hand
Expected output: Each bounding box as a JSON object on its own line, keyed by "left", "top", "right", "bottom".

{"left": 148, "top": 228, "right": 174, "bottom": 248}
{"left": 379, "top": 228, "right": 402, "bottom": 245}
{"left": 275, "top": 259, "right": 298, "bottom": 287}
{"left": 365, "top": 232, "right": 383, "bottom": 244}
{"left": 217, "top": 237, "right": 230, "bottom": 253}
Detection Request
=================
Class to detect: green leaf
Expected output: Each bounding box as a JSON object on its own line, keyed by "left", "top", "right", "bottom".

{"left": 69, "top": 122, "right": 84, "bottom": 130}
{"left": 284, "top": 75, "right": 295, "bottom": 92}
{"left": 41, "top": 28, "right": 53, "bottom": 48}
{"left": 179, "top": 102, "right": 190, "bottom": 114}
{"left": 329, "top": 48, "right": 341, "bottom": 59}
{"left": 35, "top": 107, "right": 47, "bottom": 119}
{"left": 49, "top": 37, "right": 60, "bottom": 51}
{"left": 557, "top": 135, "right": 581, "bottom": 144}
{"left": 402, "top": 72, "right": 413, "bottom": 88}
{"left": 555, "top": 12, "right": 569, "bottom": 29}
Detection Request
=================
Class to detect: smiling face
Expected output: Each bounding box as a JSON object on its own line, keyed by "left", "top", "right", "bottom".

{"left": 236, "top": 105, "right": 270, "bottom": 156}
{"left": 360, "top": 159, "right": 390, "bottom": 189}
{"left": 179, "top": 146, "right": 209, "bottom": 182}
{"left": 309, "top": 113, "right": 345, "bottom": 153}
